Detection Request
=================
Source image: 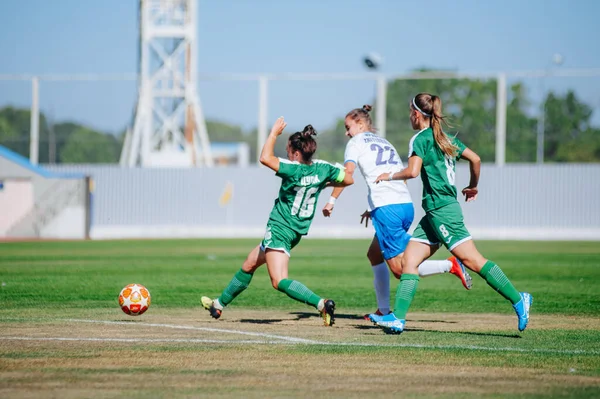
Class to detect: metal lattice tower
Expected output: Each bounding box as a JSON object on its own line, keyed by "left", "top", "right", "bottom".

{"left": 120, "top": 0, "right": 213, "bottom": 167}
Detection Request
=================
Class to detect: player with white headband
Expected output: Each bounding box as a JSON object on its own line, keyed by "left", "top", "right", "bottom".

{"left": 368, "top": 93, "right": 532, "bottom": 334}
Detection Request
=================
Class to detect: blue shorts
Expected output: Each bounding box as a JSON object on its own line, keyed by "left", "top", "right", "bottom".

{"left": 370, "top": 203, "right": 415, "bottom": 260}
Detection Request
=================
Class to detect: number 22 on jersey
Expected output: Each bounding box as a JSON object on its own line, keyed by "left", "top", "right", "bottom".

{"left": 370, "top": 144, "right": 399, "bottom": 166}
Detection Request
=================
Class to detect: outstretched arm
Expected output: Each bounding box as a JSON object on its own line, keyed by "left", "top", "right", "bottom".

{"left": 322, "top": 161, "right": 355, "bottom": 217}
{"left": 374, "top": 155, "right": 422, "bottom": 183}
{"left": 460, "top": 147, "right": 481, "bottom": 202}
{"left": 259, "top": 117, "right": 287, "bottom": 172}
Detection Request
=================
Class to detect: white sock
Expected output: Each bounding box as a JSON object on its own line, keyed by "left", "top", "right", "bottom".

{"left": 418, "top": 260, "right": 452, "bottom": 277}
{"left": 317, "top": 299, "right": 325, "bottom": 312}
{"left": 371, "top": 262, "right": 390, "bottom": 314}
{"left": 213, "top": 298, "right": 224, "bottom": 310}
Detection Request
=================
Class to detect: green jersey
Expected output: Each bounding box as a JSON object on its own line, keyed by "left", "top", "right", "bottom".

{"left": 268, "top": 158, "right": 345, "bottom": 235}
{"left": 408, "top": 127, "right": 467, "bottom": 212}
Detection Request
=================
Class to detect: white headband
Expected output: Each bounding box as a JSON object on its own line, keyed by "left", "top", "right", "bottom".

{"left": 412, "top": 97, "right": 431, "bottom": 117}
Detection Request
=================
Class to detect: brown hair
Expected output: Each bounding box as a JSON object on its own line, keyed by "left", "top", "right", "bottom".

{"left": 345, "top": 104, "right": 375, "bottom": 132}
{"left": 289, "top": 125, "right": 318, "bottom": 162}
{"left": 413, "top": 93, "right": 457, "bottom": 157}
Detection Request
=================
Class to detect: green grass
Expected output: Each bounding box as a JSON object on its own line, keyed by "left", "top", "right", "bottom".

{"left": 1, "top": 239, "right": 599, "bottom": 398}
{"left": 1, "top": 239, "right": 599, "bottom": 314}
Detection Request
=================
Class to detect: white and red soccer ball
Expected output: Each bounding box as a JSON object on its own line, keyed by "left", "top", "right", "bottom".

{"left": 119, "top": 284, "right": 151, "bottom": 316}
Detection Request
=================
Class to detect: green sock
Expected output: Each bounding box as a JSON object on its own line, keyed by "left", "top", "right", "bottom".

{"left": 393, "top": 274, "right": 419, "bottom": 320}
{"left": 277, "top": 279, "right": 321, "bottom": 309}
{"left": 218, "top": 269, "right": 254, "bottom": 307}
{"left": 479, "top": 261, "right": 521, "bottom": 304}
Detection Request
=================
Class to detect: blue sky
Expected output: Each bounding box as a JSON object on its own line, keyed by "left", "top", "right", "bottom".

{"left": 1, "top": 0, "right": 599, "bottom": 134}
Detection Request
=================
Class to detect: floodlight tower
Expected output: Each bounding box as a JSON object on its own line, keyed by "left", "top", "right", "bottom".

{"left": 363, "top": 52, "right": 387, "bottom": 138}
{"left": 120, "top": 0, "right": 213, "bottom": 167}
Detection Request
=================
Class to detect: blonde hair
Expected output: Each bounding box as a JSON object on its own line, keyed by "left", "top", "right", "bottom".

{"left": 413, "top": 93, "right": 457, "bottom": 157}
{"left": 345, "top": 104, "right": 375, "bottom": 132}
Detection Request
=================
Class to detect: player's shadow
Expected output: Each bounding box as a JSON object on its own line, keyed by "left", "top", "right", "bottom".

{"left": 289, "top": 312, "right": 364, "bottom": 321}
{"left": 239, "top": 318, "right": 284, "bottom": 324}
{"left": 353, "top": 324, "right": 430, "bottom": 333}
{"left": 356, "top": 325, "right": 521, "bottom": 338}
{"left": 415, "top": 328, "right": 522, "bottom": 339}
{"left": 411, "top": 319, "right": 458, "bottom": 324}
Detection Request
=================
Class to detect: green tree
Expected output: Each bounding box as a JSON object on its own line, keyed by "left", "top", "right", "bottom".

{"left": 0, "top": 107, "right": 48, "bottom": 159}
{"left": 60, "top": 126, "right": 121, "bottom": 163}
{"left": 206, "top": 120, "right": 245, "bottom": 142}
{"left": 51, "top": 122, "right": 87, "bottom": 163}
{"left": 385, "top": 74, "right": 540, "bottom": 163}
{"left": 2, "top": 81, "right": 599, "bottom": 166}
{"left": 0, "top": 115, "right": 20, "bottom": 153}
{"left": 206, "top": 120, "right": 260, "bottom": 162}
{"left": 313, "top": 119, "right": 347, "bottom": 163}
{"left": 553, "top": 128, "right": 600, "bottom": 162}
{"left": 313, "top": 73, "right": 557, "bottom": 164}
{"left": 505, "top": 83, "right": 538, "bottom": 162}
{"left": 544, "top": 90, "right": 600, "bottom": 162}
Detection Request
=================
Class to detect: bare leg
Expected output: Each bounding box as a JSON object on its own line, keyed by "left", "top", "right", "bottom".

{"left": 266, "top": 249, "right": 324, "bottom": 310}
{"left": 451, "top": 239, "right": 522, "bottom": 305}
{"left": 449, "top": 240, "right": 486, "bottom": 273}
{"left": 205, "top": 244, "right": 265, "bottom": 315}
{"left": 265, "top": 249, "right": 289, "bottom": 289}
{"left": 242, "top": 244, "right": 267, "bottom": 273}
{"left": 402, "top": 241, "right": 439, "bottom": 275}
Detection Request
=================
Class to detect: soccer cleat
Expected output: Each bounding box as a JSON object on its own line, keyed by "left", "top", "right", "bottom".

{"left": 368, "top": 313, "right": 405, "bottom": 334}
{"left": 363, "top": 309, "right": 391, "bottom": 321}
{"left": 320, "top": 299, "right": 336, "bottom": 326}
{"left": 448, "top": 256, "right": 473, "bottom": 290}
{"left": 201, "top": 296, "right": 222, "bottom": 320}
{"left": 513, "top": 292, "right": 533, "bottom": 332}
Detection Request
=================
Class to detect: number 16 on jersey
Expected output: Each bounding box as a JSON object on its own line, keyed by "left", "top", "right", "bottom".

{"left": 291, "top": 187, "right": 318, "bottom": 217}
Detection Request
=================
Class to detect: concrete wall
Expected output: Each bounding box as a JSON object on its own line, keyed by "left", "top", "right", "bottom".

{"left": 0, "top": 179, "right": 34, "bottom": 235}
{"left": 46, "top": 164, "right": 600, "bottom": 240}
{"left": 40, "top": 206, "right": 87, "bottom": 239}
{"left": 0, "top": 146, "right": 89, "bottom": 239}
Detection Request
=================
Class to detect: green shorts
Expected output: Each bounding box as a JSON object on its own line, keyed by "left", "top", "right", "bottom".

{"left": 411, "top": 202, "right": 472, "bottom": 250}
{"left": 260, "top": 220, "right": 302, "bottom": 257}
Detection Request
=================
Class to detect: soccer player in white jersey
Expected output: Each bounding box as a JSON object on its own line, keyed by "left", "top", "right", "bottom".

{"left": 323, "top": 105, "right": 472, "bottom": 318}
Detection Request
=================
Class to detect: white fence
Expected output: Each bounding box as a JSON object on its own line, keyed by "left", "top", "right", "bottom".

{"left": 46, "top": 164, "right": 600, "bottom": 241}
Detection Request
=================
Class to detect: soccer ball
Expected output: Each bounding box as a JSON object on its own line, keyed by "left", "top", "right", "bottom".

{"left": 119, "top": 284, "right": 151, "bottom": 316}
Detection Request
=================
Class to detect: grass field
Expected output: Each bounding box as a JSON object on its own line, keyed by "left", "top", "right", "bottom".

{"left": 1, "top": 239, "right": 599, "bottom": 398}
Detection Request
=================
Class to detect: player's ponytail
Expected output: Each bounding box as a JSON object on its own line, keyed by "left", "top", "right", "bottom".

{"left": 414, "top": 93, "right": 457, "bottom": 157}
{"left": 289, "top": 125, "right": 318, "bottom": 162}
{"left": 345, "top": 104, "right": 375, "bottom": 132}
{"left": 301, "top": 124, "right": 317, "bottom": 138}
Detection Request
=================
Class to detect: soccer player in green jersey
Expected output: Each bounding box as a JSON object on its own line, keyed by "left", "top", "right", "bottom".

{"left": 369, "top": 93, "right": 532, "bottom": 334}
{"left": 201, "top": 117, "right": 354, "bottom": 326}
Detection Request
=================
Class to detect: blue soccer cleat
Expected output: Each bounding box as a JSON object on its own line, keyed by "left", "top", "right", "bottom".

{"left": 369, "top": 312, "right": 405, "bottom": 334}
{"left": 513, "top": 292, "right": 533, "bottom": 332}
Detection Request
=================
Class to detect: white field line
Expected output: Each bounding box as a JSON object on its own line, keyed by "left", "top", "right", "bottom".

{"left": 1, "top": 335, "right": 598, "bottom": 355}
{"left": 1, "top": 318, "right": 598, "bottom": 356}
{"left": 0, "top": 337, "right": 287, "bottom": 345}
{"left": 64, "top": 318, "right": 322, "bottom": 344}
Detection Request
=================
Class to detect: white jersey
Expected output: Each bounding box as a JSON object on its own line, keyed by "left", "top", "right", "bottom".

{"left": 344, "top": 132, "right": 412, "bottom": 210}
